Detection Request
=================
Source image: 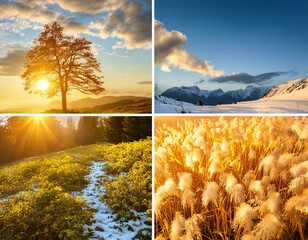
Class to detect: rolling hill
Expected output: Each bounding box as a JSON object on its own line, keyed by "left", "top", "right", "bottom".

{"left": 2, "top": 96, "right": 151, "bottom": 113}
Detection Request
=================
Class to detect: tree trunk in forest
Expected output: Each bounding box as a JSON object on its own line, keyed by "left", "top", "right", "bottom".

{"left": 62, "top": 91, "right": 67, "bottom": 113}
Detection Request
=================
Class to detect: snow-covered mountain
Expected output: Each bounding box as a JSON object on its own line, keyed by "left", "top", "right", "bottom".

{"left": 160, "top": 85, "right": 272, "bottom": 105}
{"left": 155, "top": 77, "right": 308, "bottom": 113}
{"left": 263, "top": 77, "right": 308, "bottom": 98}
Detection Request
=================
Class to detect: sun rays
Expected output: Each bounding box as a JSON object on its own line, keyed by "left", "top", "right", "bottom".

{"left": 12, "top": 116, "right": 59, "bottom": 156}
{"left": 37, "top": 79, "right": 49, "bottom": 91}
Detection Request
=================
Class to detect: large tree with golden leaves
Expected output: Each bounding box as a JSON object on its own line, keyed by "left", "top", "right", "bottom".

{"left": 22, "top": 22, "right": 104, "bottom": 112}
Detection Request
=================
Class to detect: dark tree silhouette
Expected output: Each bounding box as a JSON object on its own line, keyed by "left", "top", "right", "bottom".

{"left": 22, "top": 22, "right": 104, "bottom": 112}
{"left": 99, "top": 117, "right": 125, "bottom": 144}
{"left": 122, "top": 116, "right": 152, "bottom": 141}
{"left": 0, "top": 117, "right": 15, "bottom": 161}
{"left": 76, "top": 116, "right": 99, "bottom": 145}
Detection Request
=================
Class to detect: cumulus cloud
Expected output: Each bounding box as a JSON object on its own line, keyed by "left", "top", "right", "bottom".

{"left": 13, "top": 0, "right": 120, "bottom": 14}
{"left": 0, "top": 3, "right": 52, "bottom": 23}
{"left": 155, "top": 21, "right": 186, "bottom": 64}
{"left": 155, "top": 20, "right": 224, "bottom": 76}
{"left": 54, "top": 0, "right": 120, "bottom": 15}
{"left": 90, "top": 0, "right": 152, "bottom": 49}
{"left": 54, "top": 15, "right": 88, "bottom": 35}
{"left": 209, "top": 71, "right": 293, "bottom": 84}
{"left": 1, "top": 0, "right": 151, "bottom": 49}
{"left": 0, "top": 2, "right": 88, "bottom": 35}
{"left": 1, "top": 0, "right": 151, "bottom": 51}
{"left": 0, "top": 49, "right": 27, "bottom": 76}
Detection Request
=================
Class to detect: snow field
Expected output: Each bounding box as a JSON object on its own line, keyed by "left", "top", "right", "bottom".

{"left": 155, "top": 92, "right": 308, "bottom": 113}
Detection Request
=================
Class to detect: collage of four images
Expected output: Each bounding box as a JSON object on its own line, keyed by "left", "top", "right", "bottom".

{"left": 0, "top": 0, "right": 307, "bottom": 239}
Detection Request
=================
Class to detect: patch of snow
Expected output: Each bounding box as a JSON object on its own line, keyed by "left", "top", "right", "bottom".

{"left": 82, "top": 161, "right": 150, "bottom": 240}
{"left": 0, "top": 192, "right": 22, "bottom": 203}
{"left": 208, "top": 88, "right": 224, "bottom": 98}
{"left": 55, "top": 150, "right": 65, "bottom": 154}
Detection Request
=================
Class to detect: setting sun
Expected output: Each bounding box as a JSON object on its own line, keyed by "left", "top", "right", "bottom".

{"left": 37, "top": 79, "right": 49, "bottom": 91}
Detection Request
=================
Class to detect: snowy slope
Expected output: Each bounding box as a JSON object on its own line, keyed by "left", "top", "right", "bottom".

{"left": 155, "top": 86, "right": 308, "bottom": 113}
{"left": 263, "top": 77, "right": 308, "bottom": 98}
{"left": 155, "top": 95, "right": 196, "bottom": 113}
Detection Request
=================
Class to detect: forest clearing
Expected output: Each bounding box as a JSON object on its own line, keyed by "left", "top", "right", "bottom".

{"left": 0, "top": 116, "right": 152, "bottom": 240}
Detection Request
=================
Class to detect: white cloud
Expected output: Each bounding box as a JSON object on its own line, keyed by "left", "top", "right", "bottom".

{"left": 1, "top": 0, "right": 151, "bottom": 50}
{"left": 90, "top": 0, "right": 151, "bottom": 49}
{"left": 105, "top": 51, "right": 128, "bottom": 58}
{"left": 155, "top": 20, "right": 224, "bottom": 76}
{"left": 161, "top": 65, "right": 171, "bottom": 72}
{"left": 53, "top": 0, "right": 121, "bottom": 15}
{"left": 12, "top": 0, "right": 53, "bottom": 9}
{"left": 0, "top": 16, "right": 34, "bottom": 35}
{"left": 0, "top": 3, "right": 88, "bottom": 36}
{"left": 12, "top": 0, "right": 119, "bottom": 14}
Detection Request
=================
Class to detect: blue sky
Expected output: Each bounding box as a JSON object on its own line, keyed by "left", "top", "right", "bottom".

{"left": 0, "top": 0, "right": 151, "bottom": 109}
{"left": 155, "top": 0, "right": 308, "bottom": 93}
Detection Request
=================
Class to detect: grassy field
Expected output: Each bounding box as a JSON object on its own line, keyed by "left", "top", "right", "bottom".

{"left": 0, "top": 139, "right": 152, "bottom": 239}
{"left": 155, "top": 116, "right": 307, "bottom": 240}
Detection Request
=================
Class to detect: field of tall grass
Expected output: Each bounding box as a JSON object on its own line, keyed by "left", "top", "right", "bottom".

{"left": 154, "top": 116, "right": 307, "bottom": 240}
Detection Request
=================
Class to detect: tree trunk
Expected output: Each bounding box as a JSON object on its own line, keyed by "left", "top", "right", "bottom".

{"left": 61, "top": 91, "right": 68, "bottom": 113}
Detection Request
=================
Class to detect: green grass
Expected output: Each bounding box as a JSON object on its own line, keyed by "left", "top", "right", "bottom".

{"left": 0, "top": 139, "right": 152, "bottom": 239}
{"left": 99, "top": 139, "right": 152, "bottom": 218}
{"left": 0, "top": 145, "right": 98, "bottom": 239}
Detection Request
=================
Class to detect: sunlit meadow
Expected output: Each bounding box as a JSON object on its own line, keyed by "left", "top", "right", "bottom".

{"left": 154, "top": 116, "right": 307, "bottom": 240}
